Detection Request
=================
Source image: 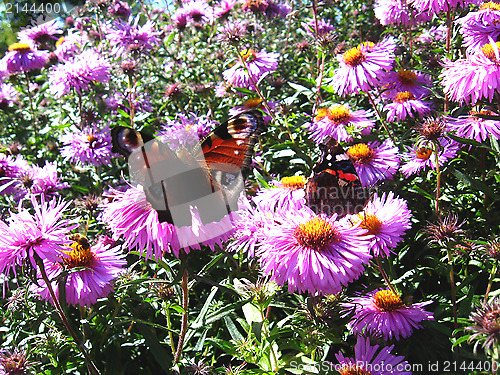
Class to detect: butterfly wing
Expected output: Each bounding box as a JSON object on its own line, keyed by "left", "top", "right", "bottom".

{"left": 195, "top": 110, "right": 266, "bottom": 212}
{"left": 305, "top": 137, "right": 369, "bottom": 218}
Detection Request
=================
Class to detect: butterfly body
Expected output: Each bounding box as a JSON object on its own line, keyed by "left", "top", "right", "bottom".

{"left": 305, "top": 137, "right": 369, "bottom": 218}
{"left": 111, "top": 110, "right": 266, "bottom": 227}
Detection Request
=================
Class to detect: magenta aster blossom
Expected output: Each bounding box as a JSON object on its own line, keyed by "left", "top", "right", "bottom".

{"left": 32, "top": 238, "right": 126, "bottom": 307}
{"left": 382, "top": 69, "right": 432, "bottom": 97}
{"left": 215, "top": 0, "right": 237, "bottom": 18}
{"left": 16, "top": 162, "right": 70, "bottom": 199}
{"left": 0, "top": 195, "right": 78, "bottom": 277}
{"left": 60, "top": 124, "right": 116, "bottom": 167}
{"left": 265, "top": 1, "right": 291, "bottom": 18}
{"left": 109, "top": 0, "right": 131, "bottom": 19}
{"left": 49, "top": 49, "right": 110, "bottom": 98}
{"left": 346, "top": 140, "right": 399, "bottom": 187}
{"left": 155, "top": 112, "right": 215, "bottom": 151}
{"left": 348, "top": 288, "right": 434, "bottom": 340}
{"left": 254, "top": 176, "right": 307, "bottom": 212}
{"left": 0, "top": 83, "right": 19, "bottom": 109}
{"left": 400, "top": 137, "right": 460, "bottom": 177}
{"left": 384, "top": 91, "right": 433, "bottom": 122}
{"left": 349, "top": 192, "right": 412, "bottom": 257}
{"left": 2, "top": 43, "right": 49, "bottom": 74}
{"left": 0, "top": 154, "right": 27, "bottom": 195}
{"left": 222, "top": 49, "right": 279, "bottom": 89}
{"left": 54, "top": 32, "right": 87, "bottom": 62}
{"left": 106, "top": 16, "right": 160, "bottom": 56}
{"left": 101, "top": 185, "right": 236, "bottom": 259}
{"left": 258, "top": 211, "right": 372, "bottom": 295}
{"left": 308, "top": 104, "right": 375, "bottom": 143}
{"left": 183, "top": 0, "right": 214, "bottom": 23}
{"left": 375, "top": 0, "right": 432, "bottom": 26}
{"left": 330, "top": 37, "right": 396, "bottom": 96}
{"left": 416, "top": 25, "right": 447, "bottom": 43}
{"left": 409, "top": 0, "right": 479, "bottom": 14}
{"left": 18, "top": 19, "right": 62, "bottom": 46}
{"left": 449, "top": 109, "right": 500, "bottom": 142}
{"left": 227, "top": 198, "right": 274, "bottom": 258}
{"left": 303, "top": 19, "right": 335, "bottom": 36}
{"left": 441, "top": 41, "right": 500, "bottom": 105}
{"left": 104, "top": 91, "right": 153, "bottom": 114}
{"left": 457, "top": 3, "right": 500, "bottom": 52}
{"left": 334, "top": 336, "right": 412, "bottom": 375}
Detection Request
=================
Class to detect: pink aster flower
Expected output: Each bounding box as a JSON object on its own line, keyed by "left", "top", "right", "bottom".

{"left": 60, "top": 124, "right": 116, "bottom": 167}
{"left": 0, "top": 153, "right": 27, "bottom": 195}
{"left": 0, "top": 83, "right": 19, "bottom": 109}
{"left": 106, "top": 16, "right": 160, "bottom": 56}
{"left": 227, "top": 198, "right": 274, "bottom": 258}
{"left": 101, "top": 185, "right": 236, "bottom": 259}
{"left": 0, "top": 195, "right": 78, "bottom": 277}
{"left": 334, "top": 336, "right": 412, "bottom": 375}
{"left": 222, "top": 49, "right": 279, "bottom": 89}
{"left": 409, "top": 0, "right": 479, "bottom": 14}
{"left": 457, "top": 3, "right": 500, "bottom": 52}
{"left": 104, "top": 91, "right": 153, "bottom": 114}
{"left": 382, "top": 69, "right": 432, "bottom": 97}
{"left": 449, "top": 109, "right": 500, "bottom": 142}
{"left": 400, "top": 137, "right": 460, "bottom": 177}
{"left": 349, "top": 192, "right": 412, "bottom": 257}
{"left": 384, "top": 91, "right": 433, "bottom": 122}
{"left": 28, "top": 162, "right": 70, "bottom": 198}
{"left": 32, "top": 238, "right": 126, "bottom": 307}
{"left": 303, "top": 19, "right": 335, "bottom": 36}
{"left": 308, "top": 104, "right": 375, "bottom": 143}
{"left": 346, "top": 140, "right": 400, "bottom": 187}
{"left": 375, "top": 0, "right": 432, "bottom": 26}
{"left": 1, "top": 43, "right": 49, "bottom": 74}
{"left": 330, "top": 37, "right": 396, "bottom": 96}
{"left": 155, "top": 112, "right": 215, "bottom": 151}
{"left": 49, "top": 49, "right": 110, "bottom": 98}
{"left": 440, "top": 41, "right": 500, "bottom": 105}
{"left": 253, "top": 176, "right": 307, "bottom": 212}
{"left": 416, "top": 25, "right": 447, "bottom": 43}
{"left": 18, "top": 19, "right": 62, "bottom": 47}
{"left": 258, "top": 211, "right": 372, "bottom": 295}
{"left": 265, "top": 1, "right": 291, "bottom": 18}
{"left": 54, "top": 32, "right": 88, "bottom": 62}
{"left": 347, "top": 288, "right": 434, "bottom": 340}
{"left": 215, "top": 0, "right": 237, "bottom": 18}
{"left": 109, "top": 0, "right": 131, "bottom": 19}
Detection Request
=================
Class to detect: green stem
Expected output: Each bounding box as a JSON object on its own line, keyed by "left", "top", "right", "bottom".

{"left": 366, "top": 91, "right": 396, "bottom": 144}
{"left": 485, "top": 260, "right": 498, "bottom": 304}
{"left": 376, "top": 257, "right": 396, "bottom": 294}
{"left": 174, "top": 268, "right": 189, "bottom": 363}
{"left": 36, "top": 256, "right": 100, "bottom": 375}
{"left": 165, "top": 303, "right": 177, "bottom": 358}
{"left": 446, "top": 248, "right": 458, "bottom": 332}
{"left": 433, "top": 142, "right": 441, "bottom": 217}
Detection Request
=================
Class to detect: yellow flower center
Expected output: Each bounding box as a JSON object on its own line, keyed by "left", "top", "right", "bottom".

{"left": 347, "top": 143, "right": 375, "bottom": 165}
{"left": 416, "top": 147, "right": 433, "bottom": 160}
{"left": 316, "top": 105, "right": 351, "bottom": 124}
{"left": 343, "top": 46, "right": 366, "bottom": 67}
{"left": 469, "top": 109, "right": 493, "bottom": 121}
{"left": 8, "top": 43, "right": 32, "bottom": 53}
{"left": 373, "top": 290, "right": 405, "bottom": 312}
{"left": 480, "top": 2, "right": 500, "bottom": 11}
{"left": 481, "top": 42, "right": 500, "bottom": 62}
{"left": 245, "top": 97, "right": 263, "bottom": 108}
{"left": 56, "top": 36, "right": 65, "bottom": 48}
{"left": 241, "top": 48, "right": 256, "bottom": 62}
{"left": 394, "top": 91, "right": 415, "bottom": 103}
{"left": 339, "top": 366, "right": 372, "bottom": 375}
{"left": 357, "top": 213, "right": 383, "bottom": 235}
{"left": 397, "top": 69, "right": 417, "bottom": 86}
{"left": 63, "top": 237, "right": 95, "bottom": 268}
{"left": 293, "top": 217, "right": 339, "bottom": 250}
{"left": 280, "top": 176, "right": 306, "bottom": 190}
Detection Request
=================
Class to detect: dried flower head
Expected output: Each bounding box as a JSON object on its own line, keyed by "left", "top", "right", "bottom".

{"left": 219, "top": 22, "right": 246, "bottom": 45}
{"left": 76, "top": 194, "right": 101, "bottom": 214}
{"left": 424, "top": 214, "right": 465, "bottom": 246}
{"left": 120, "top": 60, "right": 137, "bottom": 76}
{"left": 483, "top": 238, "right": 500, "bottom": 261}
{"left": 416, "top": 117, "right": 448, "bottom": 141}
{"left": 467, "top": 298, "right": 500, "bottom": 354}
{"left": 0, "top": 348, "right": 31, "bottom": 375}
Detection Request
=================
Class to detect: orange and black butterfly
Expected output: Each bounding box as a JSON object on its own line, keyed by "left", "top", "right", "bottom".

{"left": 305, "top": 136, "right": 369, "bottom": 218}
{"left": 111, "top": 110, "right": 266, "bottom": 227}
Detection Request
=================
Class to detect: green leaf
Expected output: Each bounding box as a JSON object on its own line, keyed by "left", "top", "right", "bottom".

{"left": 450, "top": 167, "right": 500, "bottom": 201}
{"left": 136, "top": 324, "right": 173, "bottom": 372}
{"left": 224, "top": 316, "right": 245, "bottom": 341}
{"left": 251, "top": 321, "right": 263, "bottom": 343}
